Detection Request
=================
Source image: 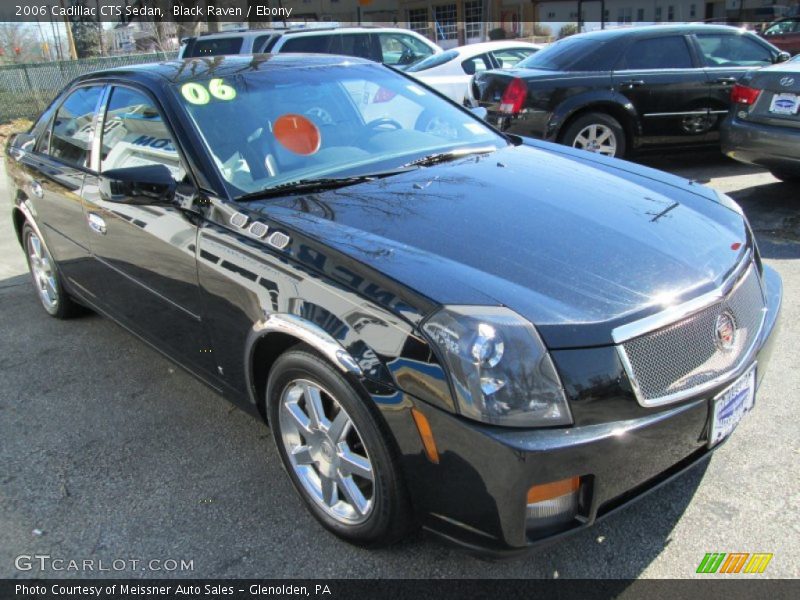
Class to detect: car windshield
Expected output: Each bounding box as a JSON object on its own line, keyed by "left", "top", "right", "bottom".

{"left": 516, "top": 37, "right": 611, "bottom": 71}
{"left": 176, "top": 61, "right": 505, "bottom": 198}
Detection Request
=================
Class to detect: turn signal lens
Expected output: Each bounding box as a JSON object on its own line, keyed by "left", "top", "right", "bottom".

{"left": 500, "top": 78, "right": 528, "bottom": 114}
{"left": 526, "top": 477, "right": 580, "bottom": 529}
{"left": 411, "top": 408, "right": 439, "bottom": 464}
{"left": 731, "top": 83, "right": 761, "bottom": 106}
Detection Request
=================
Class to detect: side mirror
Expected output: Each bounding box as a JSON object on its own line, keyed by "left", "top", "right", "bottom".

{"left": 776, "top": 51, "right": 791, "bottom": 63}
{"left": 99, "top": 164, "right": 177, "bottom": 205}
{"left": 7, "top": 132, "right": 36, "bottom": 161}
{"left": 470, "top": 106, "right": 488, "bottom": 120}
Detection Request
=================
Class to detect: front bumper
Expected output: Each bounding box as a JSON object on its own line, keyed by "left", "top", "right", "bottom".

{"left": 403, "top": 265, "right": 782, "bottom": 556}
{"left": 721, "top": 115, "right": 800, "bottom": 174}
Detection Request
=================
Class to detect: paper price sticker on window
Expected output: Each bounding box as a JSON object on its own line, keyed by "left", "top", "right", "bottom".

{"left": 181, "top": 79, "right": 237, "bottom": 105}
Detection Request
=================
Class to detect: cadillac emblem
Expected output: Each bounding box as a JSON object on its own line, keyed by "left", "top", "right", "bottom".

{"left": 715, "top": 311, "right": 737, "bottom": 351}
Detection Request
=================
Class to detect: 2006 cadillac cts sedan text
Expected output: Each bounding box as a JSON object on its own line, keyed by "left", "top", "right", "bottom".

{"left": 6, "top": 55, "right": 781, "bottom": 555}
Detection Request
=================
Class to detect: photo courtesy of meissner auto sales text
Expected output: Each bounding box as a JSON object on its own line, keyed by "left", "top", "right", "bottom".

{"left": 0, "top": 0, "right": 797, "bottom": 598}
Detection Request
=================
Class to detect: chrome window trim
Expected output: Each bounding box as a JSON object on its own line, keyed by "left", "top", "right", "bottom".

{"left": 613, "top": 256, "right": 768, "bottom": 408}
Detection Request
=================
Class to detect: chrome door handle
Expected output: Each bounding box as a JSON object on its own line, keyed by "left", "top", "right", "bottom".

{"left": 715, "top": 77, "right": 737, "bottom": 85}
{"left": 87, "top": 213, "right": 107, "bottom": 235}
{"left": 30, "top": 181, "right": 43, "bottom": 198}
{"left": 623, "top": 79, "right": 645, "bottom": 88}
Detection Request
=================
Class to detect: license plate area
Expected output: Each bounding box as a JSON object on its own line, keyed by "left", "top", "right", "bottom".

{"left": 708, "top": 364, "right": 756, "bottom": 448}
{"left": 769, "top": 93, "right": 800, "bottom": 115}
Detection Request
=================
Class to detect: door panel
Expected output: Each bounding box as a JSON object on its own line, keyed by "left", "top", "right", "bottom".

{"left": 81, "top": 85, "right": 214, "bottom": 374}
{"left": 612, "top": 35, "right": 711, "bottom": 146}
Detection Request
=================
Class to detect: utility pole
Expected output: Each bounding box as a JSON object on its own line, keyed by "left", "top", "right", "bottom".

{"left": 60, "top": 0, "right": 78, "bottom": 59}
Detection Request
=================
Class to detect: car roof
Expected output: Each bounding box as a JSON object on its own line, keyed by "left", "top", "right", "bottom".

{"left": 571, "top": 23, "right": 750, "bottom": 41}
{"left": 74, "top": 53, "right": 375, "bottom": 86}
{"left": 186, "top": 26, "right": 415, "bottom": 40}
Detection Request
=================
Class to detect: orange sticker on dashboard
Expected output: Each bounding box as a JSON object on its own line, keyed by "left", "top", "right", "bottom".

{"left": 273, "top": 114, "right": 321, "bottom": 156}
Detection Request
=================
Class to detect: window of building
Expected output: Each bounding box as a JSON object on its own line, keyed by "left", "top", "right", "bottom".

{"left": 434, "top": 4, "right": 458, "bottom": 42}
{"left": 464, "top": 0, "right": 483, "bottom": 39}
{"left": 408, "top": 7, "right": 428, "bottom": 36}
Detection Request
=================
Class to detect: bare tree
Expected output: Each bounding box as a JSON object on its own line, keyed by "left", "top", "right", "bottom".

{"left": 0, "top": 23, "right": 40, "bottom": 63}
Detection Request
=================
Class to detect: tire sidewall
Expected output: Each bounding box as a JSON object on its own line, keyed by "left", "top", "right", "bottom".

{"left": 266, "top": 349, "right": 403, "bottom": 545}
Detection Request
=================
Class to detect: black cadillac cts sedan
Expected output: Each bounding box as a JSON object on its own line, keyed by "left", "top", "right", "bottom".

{"left": 6, "top": 55, "right": 782, "bottom": 555}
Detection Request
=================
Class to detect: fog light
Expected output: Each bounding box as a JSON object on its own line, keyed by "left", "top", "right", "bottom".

{"left": 525, "top": 477, "right": 580, "bottom": 529}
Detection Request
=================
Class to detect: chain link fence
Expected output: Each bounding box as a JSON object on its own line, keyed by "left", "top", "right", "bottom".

{"left": 0, "top": 52, "right": 178, "bottom": 123}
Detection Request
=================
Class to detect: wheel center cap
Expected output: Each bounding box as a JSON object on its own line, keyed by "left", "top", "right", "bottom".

{"left": 320, "top": 440, "right": 335, "bottom": 461}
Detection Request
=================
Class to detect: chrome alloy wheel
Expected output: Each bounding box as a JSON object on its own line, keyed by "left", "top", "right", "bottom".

{"left": 26, "top": 231, "right": 59, "bottom": 312}
{"left": 278, "top": 379, "right": 375, "bottom": 524}
{"left": 572, "top": 124, "right": 618, "bottom": 156}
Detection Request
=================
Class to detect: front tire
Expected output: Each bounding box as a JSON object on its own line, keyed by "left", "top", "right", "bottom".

{"left": 561, "top": 112, "right": 626, "bottom": 158}
{"left": 267, "top": 349, "right": 414, "bottom": 546}
{"left": 22, "top": 223, "right": 82, "bottom": 319}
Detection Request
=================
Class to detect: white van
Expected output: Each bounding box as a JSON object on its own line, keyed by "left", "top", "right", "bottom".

{"left": 178, "top": 27, "right": 442, "bottom": 70}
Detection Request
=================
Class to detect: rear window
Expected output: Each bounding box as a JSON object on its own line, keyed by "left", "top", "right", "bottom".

{"left": 517, "top": 37, "right": 616, "bottom": 71}
{"left": 183, "top": 37, "right": 244, "bottom": 58}
{"left": 407, "top": 50, "right": 458, "bottom": 72}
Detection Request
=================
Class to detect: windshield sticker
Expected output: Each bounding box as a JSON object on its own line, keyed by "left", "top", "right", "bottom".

{"left": 181, "top": 79, "right": 237, "bottom": 105}
{"left": 273, "top": 114, "right": 321, "bottom": 156}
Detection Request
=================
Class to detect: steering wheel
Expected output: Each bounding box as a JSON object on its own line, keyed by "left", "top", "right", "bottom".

{"left": 365, "top": 117, "right": 404, "bottom": 132}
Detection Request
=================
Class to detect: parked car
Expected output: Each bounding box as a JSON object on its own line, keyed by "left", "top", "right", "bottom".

{"left": 407, "top": 41, "right": 541, "bottom": 104}
{"left": 6, "top": 54, "right": 781, "bottom": 555}
{"left": 473, "top": 25, "right": 789, "bottom": 158}
{"left": 761, "top": 17, "right": 800, "bottom": 55}
{"left": 721, "top": 59, "right": 800, "bottom": 181}
{"left": 179, "top": 26, "right": 441, "bottom": 70}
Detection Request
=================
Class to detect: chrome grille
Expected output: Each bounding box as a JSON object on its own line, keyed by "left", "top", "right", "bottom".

{"left": 620, "top": 264, "right": 766, "bottom": 406}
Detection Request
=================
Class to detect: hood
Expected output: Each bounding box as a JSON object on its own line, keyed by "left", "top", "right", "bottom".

{"left": 248, "top": 144, "right": 748, "bottom": 348}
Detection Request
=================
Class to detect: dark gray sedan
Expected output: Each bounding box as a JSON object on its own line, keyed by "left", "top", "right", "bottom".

{"left": 721, "top": 60, "right": 800, "bottom": 181}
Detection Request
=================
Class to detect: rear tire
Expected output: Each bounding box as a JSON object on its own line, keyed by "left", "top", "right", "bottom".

{"left": 22, "top": 223, "right": 83, "bottom": 319}
{"left": 560, "top": 112, "right": 626, "bottom": 158}
{"left": 267, "top": 348, "right": 414, "bottom": 546}
{"left": 770, "top": 170, "right": 800, "bottom": 183}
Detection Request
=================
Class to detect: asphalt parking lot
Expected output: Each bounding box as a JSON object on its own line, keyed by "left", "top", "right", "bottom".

{"left": 1, "top": 150, "right": 798, "bottom": 579}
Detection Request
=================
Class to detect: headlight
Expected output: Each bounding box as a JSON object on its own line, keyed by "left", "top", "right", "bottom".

{"left": 422, "top": 306, "right": 572, "bottom": 427}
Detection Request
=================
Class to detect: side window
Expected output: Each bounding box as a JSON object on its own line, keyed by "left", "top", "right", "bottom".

{"left": 340, "top": 34, "right": 379, "bottom": 61}
{"left": 378, "top": 33, "right": 434, "bottom": 66}
{"left": 99, "top": 87, "right": 185, "bottom": 181}
{"left": 253, "top": 34, "right": 274, "bottom": 54}
{"left": 48, "top": 86, "right": 104, "bottom": 169}
{"left": 184, "top": 37, "right": 243, "bottom": 57}
{"left": 764, "top": 19, "right": 799, "bottom": 36}
{"left": 491, "top": 48, "right": 536, "bottom": 68}
{"left": 280, "top": 35, "right": 339, "bottom": 54}
{"left": 461, "top": 53, "right": 492, "bottom": 75}
{"left": 618, "top": 36, "right": 694, "bottom": 70}
{"left": 696, "top": 34, "right": 773, "bottom": 67}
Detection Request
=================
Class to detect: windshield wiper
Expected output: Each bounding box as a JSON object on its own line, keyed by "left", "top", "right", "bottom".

{"left": 401, "top": 146, "right": 498, "bottom": 168}
{"left": 234, "top": 168, "right": 414, "bottom": 202}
